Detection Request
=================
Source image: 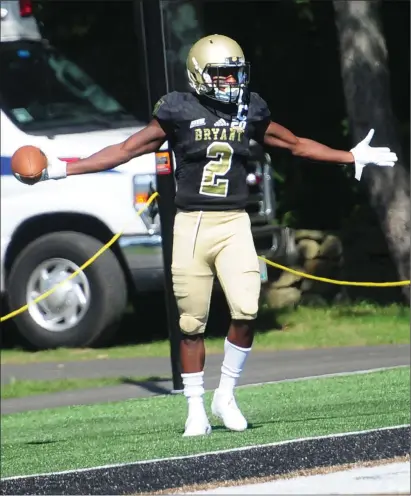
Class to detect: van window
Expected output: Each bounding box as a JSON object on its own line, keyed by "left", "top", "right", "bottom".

{"left": 0, "top": 40, "right": 144, "bottom": 134}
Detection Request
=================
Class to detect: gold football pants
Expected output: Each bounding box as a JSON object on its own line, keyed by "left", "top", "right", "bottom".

{"left": 172, "top": 210, "right": 261, "bottom": 335}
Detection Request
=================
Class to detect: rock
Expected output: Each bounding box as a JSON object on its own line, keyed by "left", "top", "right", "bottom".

{"left": 271, "top": 268, "right": 304, "bottom": 289}
{"left": 301, "top": 259, "right": 341, "bottom": 295}
{"left": 318, "top": 234, "right": 343, "bottom": 259}
{"left": 295, "top": 230, "right": 325, "bottom": 242}
{"left": 300, "top": 293, "right": 328, "bottom": 307}
{"left": 333, "top": 291, "right": 351, "bottom": 305}
{"left": 298, "top": 239, "right": 320, "bottom": 260}
{"left": 265, "top": 287, "right": 301, "bottom": 310}
{"left": 304, "top": 258, "right": 342, "bottom": 274}
{"left": 300, "top": 278, "right": 314, "bottom": 292}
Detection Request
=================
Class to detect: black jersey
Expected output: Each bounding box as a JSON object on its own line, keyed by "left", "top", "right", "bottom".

{"left": 153, "top": 91, "right": 271, "bottom": 211}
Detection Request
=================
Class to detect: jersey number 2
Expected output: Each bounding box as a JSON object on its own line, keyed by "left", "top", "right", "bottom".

{"left": 199, "top": 142, "right": 233, "bottom": 197}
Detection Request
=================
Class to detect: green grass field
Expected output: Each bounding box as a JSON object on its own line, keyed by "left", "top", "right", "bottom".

{"left": 1, "top": 367, "right": 409, "bottom": 479}
{"left": 2, "top": 303, "right": 409, "bottom": 364}
{"left": 1, "top": 376, "right": 169, "bottom": 400}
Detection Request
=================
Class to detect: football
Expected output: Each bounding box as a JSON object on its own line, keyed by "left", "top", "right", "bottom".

{"left": 11, "top": 145, "right": 47, "bottom": 185}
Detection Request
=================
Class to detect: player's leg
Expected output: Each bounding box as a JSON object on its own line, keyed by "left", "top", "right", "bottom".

{"left": 172, "top": 211, "right": 214, "bottom": 436}
{"left": 212, "top": 212, "right": 260, "bottom": 431}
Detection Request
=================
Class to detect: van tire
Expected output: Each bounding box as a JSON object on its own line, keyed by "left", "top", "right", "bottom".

{"left": 7, "top": 231, "right": 127, "bottom": 350}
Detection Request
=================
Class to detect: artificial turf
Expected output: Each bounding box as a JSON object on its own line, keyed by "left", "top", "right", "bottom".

{"left": 1, "top": 367, "right": 409, "bottom": 478}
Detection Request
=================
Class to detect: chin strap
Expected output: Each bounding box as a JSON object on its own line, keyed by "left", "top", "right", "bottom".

{"left": 236, "top": 86, "right": 249, "bottom": 123}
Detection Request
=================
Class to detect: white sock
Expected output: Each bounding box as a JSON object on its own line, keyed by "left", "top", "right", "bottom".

{"left": 181, "top": 371, "right": 206, "bottom": 416}
{"left": 217, "top": 338, "right": 251, "bottom": 394}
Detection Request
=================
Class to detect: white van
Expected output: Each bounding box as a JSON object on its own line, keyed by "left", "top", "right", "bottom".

{"left": 0, "top": 1, "right": 165, "bottom": 349}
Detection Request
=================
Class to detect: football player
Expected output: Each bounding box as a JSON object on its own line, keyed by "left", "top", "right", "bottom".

{"left": 27, "top": 34, "right": 397, "bottom": 437}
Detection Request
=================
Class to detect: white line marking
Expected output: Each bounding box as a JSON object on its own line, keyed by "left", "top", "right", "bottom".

{"left": 122, "top": 365, "right": 411, "bottom": 397}
{"left": 157, "top": 365, "right": 411, "bottom": 396}
{"left": 237, "top": 365, "right": 410, "bottom": 390}
{"left": 2, "top": 424, "right": 409, "bottom": 481}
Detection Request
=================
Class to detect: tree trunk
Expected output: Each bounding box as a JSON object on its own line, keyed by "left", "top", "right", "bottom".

{"left": 161, "top": 0, "right": 204, "bottom": 92}
{"left": 333, "top": 0, "right": 410, "bottom": 302}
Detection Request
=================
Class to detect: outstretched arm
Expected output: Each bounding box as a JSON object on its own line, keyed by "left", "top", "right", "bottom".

{"left": 263, "top": 121, "right": 354, "bottom": 164}
{"left": 67, "top": 119, "right": 167, "bottom": 175}
{"left": 262, "top": 122, "right": 397, "bottom": 180}
{"left": 41, "top": 119, "right": 167, "bottom": 181}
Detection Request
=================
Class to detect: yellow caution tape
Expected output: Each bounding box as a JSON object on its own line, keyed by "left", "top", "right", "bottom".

{"left": 0, "top": 192, "right": 159, "bottom": 323}
{"left": 1, "top": 190, "right": 409, "bottom": 323}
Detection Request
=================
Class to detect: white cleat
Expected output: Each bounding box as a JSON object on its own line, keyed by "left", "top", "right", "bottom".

{"left": 183, "top": 413, "right": 212, "bottom": 437}
{"left": 211, "top": 390, "right": 248, "bottom": 432}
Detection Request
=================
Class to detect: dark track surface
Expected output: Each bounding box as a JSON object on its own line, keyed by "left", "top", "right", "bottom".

{"left": 1, "top": 426, "right": 409, "bottom": 495}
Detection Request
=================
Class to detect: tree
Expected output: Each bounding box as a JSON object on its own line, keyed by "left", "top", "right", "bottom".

{"left": 333, "top": 0, "right": 410, "bottom": 302}
{"left": 161, "top": 0, "right": 204, "bottom": 92}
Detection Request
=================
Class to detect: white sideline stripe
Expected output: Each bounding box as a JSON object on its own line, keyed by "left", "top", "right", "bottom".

{"left": 123, "top": 365, "right": 410, "bottom": 398}
{"left": 171, "top": 366, "right": 409, "bottom": 396}
{"left": 2, "top": 424, "right": 409, "bottom": 482}
{"left": 237, "top": 365, "right": 410, "bottom": 390}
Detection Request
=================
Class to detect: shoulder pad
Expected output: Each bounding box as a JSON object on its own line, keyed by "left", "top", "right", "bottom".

{"left": 249, "top": 92, "right": 271, "bottom": 122}
{"left": 152, "top": 92, "right": 187, "bottom": 121}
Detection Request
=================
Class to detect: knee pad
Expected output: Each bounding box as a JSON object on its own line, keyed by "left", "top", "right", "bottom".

{"left": 230, "top": 288, "right": 259, "bottom": 320}
{"left": 235, "top": 300, "right": 259, "bottom": 320}
{"left": 180, "top": 314, "right": 206, "bottom": 335}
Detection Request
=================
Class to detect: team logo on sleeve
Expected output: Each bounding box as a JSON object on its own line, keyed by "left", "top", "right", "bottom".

{"left": 153, "top": 98, "right": 165, "bottom": 116}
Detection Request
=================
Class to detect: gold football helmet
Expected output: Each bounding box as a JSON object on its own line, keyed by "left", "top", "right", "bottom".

{"left": 186, "top": 34, "right": 250, "bottom": 104}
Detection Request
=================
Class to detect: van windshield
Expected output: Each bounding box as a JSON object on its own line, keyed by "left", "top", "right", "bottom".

{"left": 0, "top": 40, "right": 144, "bottom": 134}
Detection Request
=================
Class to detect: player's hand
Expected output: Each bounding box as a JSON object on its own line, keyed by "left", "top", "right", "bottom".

{"left": 350, "top": 129, "right": 398, "bottom": 181}
{"left": 41, "top": 155, "right": 68, "bottom": 181}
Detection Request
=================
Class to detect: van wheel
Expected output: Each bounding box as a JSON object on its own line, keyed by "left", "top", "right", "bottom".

{"left": 7, "top": 231, "right": 127, "bottom": 350}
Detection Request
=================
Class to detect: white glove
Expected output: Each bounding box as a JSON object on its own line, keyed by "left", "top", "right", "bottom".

{"left": 14, "top": 154, "right": 67, "bottom": 185}
{"left": 350, "top": 129, "right": 398, "bottom": 181}
{"left": 41, "top": 156, "right": 67, "bottom": 181}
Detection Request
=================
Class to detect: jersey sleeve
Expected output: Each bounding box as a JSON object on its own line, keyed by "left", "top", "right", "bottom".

{"left": 152, "top": 95, "right": 172, "bottom": 120}
{"left": 152, "top": 93, "right": 176, "bottom": 136}
{"left": 250, "top": 93, "right": 271, "bottom": 144}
